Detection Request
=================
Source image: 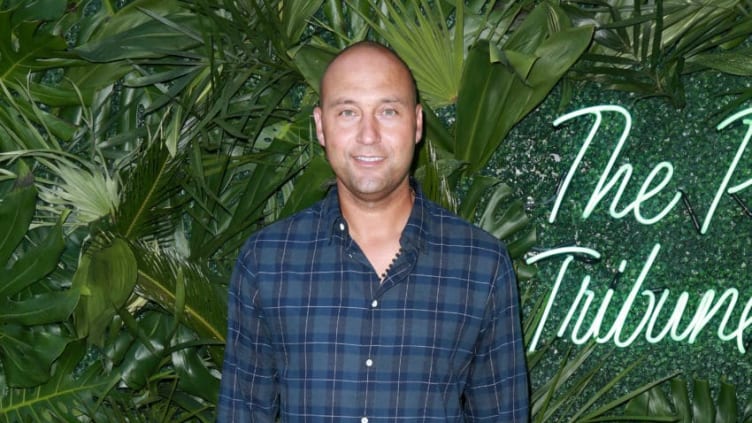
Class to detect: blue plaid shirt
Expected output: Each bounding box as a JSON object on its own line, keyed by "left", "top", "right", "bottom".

{"left": 218, "top": 182, "right": 529, "bottom": 422}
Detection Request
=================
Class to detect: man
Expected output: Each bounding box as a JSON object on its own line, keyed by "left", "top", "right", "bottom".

{"left": 218, "top": 41, "right": 529, "bottom": 422}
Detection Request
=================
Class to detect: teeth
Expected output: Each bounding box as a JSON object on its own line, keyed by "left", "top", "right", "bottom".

{"left": 356, "top": 156, "right": 382, "bottom": 162}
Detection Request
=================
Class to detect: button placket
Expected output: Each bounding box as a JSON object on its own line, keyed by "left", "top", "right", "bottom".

{"left": 362, "top": 294, "right": 379, "bottom": 421}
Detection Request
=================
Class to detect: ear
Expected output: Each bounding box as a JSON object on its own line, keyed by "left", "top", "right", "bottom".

{"left": 313, "top": 106, "right": 325, "bottom": 147}
{"left": 414, "top": 104, "right": 423, "bottom": 144}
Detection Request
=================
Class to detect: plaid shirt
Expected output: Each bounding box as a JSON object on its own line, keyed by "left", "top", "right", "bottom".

{"left": 218, "top": 182, "right": 529, "bottom": 422}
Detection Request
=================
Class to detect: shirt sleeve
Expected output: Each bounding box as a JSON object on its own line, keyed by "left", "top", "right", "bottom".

{"left": 217, "top": 246, "right": 279, "bottom": 422}
{"left": 463, "top": 252, "right": 529, "bottom": 422}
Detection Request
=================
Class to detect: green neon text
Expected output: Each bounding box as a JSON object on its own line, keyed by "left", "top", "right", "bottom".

{"left": 549, "top": 105, "right": 752, "bottom": 234}
{"left": 526, "top": 245, "right": 752, "bottom": 354}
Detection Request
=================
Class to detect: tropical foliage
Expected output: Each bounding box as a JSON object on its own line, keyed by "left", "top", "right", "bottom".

{"left": 624, "top": 377, "right": 752, "bottom": 423}
{"left": 0, "top": 0, "right": 750, "bottom": 420}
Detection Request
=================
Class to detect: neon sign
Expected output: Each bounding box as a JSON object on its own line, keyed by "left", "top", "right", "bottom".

{"left": 527, "top": 105, "right": 752, "bottom": 353}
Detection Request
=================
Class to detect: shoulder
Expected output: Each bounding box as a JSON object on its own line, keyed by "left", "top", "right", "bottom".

{"left": 421, "top": 197, "right": 507, "bottom": 255}
{"left": 237, "top": 200, "right": 328, "bottom": 261}
{"left": 420, "top": 197, "right": 515, "bottom": 280}
{"left": 418, "top": 197, "right": 517, "bottom": 297}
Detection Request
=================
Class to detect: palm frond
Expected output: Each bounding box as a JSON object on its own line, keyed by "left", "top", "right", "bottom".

{"left": 97, "top": 311, "right": 218, "bottom": 421}
{"left": 0, "top": 341, "right": 120, "bottom": 420}
{"left": 114, "top": 141, "right": 183, "bottom": 244}
{"left": 132, "top": 242, "right": 227, "bottom": 349}
{"left": 351, "top": 0, "right": 465, "bottom": 107}
{"left": 568, "top": 0, "right": 752, "bottom": 107}
{"left": 623, "top": 376, "right": 749, "bottom": 422}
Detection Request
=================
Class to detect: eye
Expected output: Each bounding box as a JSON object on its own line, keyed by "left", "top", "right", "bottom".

{"left": 382, "top": 108, "right": 398, "bottom": 117}
{"left": 338, "top": 108, "right": 357, "bottom": 118}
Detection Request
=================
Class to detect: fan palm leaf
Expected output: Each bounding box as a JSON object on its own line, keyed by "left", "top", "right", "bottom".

{"left": 351, "top": 0, "right": 466, "bottom": 107}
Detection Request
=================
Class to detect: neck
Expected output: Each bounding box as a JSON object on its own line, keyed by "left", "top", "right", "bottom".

{"left": 338, "top": 181, "right": 414, "bottom": 245}
{"left": 338, "top": 181, "right": 415, "bottom": 280}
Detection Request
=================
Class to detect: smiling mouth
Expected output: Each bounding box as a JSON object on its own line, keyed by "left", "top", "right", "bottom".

{"left": 354, "top": 156, "right": 384, "bottom": 163}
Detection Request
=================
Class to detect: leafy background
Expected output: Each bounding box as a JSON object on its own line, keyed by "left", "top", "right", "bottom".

{"left": 0, "top": 0, "right": 751, "bottom": 421}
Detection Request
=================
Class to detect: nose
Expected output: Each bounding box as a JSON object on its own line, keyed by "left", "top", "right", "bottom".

{"left": 357, "top": 114, "right": 379, "bottom": 145}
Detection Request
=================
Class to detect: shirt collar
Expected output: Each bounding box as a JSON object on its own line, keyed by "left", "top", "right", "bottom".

{"left": 324, "top": 179, "right": 428, "bottom": 253}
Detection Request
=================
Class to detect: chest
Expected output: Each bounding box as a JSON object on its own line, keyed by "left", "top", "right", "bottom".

{"left": 253, "top": 242, "right": 492, "bottom": 358}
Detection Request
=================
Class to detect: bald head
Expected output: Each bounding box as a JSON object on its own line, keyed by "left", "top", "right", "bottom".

{"left": 312, "top": 40, "right": 424, "bottom": 204}
{"left": 319, "top": 41, "right": 418, "bottom": 106}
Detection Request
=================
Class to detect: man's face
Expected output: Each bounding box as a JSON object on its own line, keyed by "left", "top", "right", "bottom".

{"left": 313, "top": 46, "right": 423, "bottom": 203}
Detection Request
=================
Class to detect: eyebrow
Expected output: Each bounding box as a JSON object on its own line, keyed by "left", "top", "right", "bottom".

{"left": 325, "top": 97, "right": 408, "bottom": 108}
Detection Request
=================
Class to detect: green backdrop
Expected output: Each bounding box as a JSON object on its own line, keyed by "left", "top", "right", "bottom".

{"left": 495, "top": 71, "right": 752, "bottom": 399}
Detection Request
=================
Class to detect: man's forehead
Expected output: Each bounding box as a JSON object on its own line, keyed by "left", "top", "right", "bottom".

{"left": 320, "top": 45, "right": 417, "bottom": 104}
{"left": 323, "top": 95, "right": 410, "bottom": 108}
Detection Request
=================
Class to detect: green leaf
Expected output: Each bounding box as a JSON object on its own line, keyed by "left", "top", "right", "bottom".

{"left": 507, "top": 228, "right": 536, "bottom": 262}
{"left": 0, "top": 290, "right": 78, "bottom": 327}
{"left": 281, "top": 0, "right": 325, "bottom": 42}
{"left": 692, "top": 379, "right": 715, "bottom": 423}
{"left": 75, "top": 14, "right": 201, "bottom": 62}
{"left": 0, "top": 341, "right": 119, "bottom": 420}
{"left": 645, "top": 379, "right": 675, "bottom": 416}
{"left": 2, "top": 217, "right": 66, "bottom": 300}
{"left": 133, "top": 244, "right": 227, "bottom": 349}
{"left": 279, "top": 154, "right": 333, "bottom": 219}
{"left": 353, "top": 0, "right": 465, "bottom": 107}
{"left": 111, "top": 310, "right": 220, "bottom": 400}
{"left": 117, "top": 312, "right": 170, "bottom": 389}
{"left": 455, "top": 40, "right": 515, "bottom": 171}
{"left": 686, "top": 49, "right": 752, "bottom": 76}
{"left": 172, "top": 327, "right": 220, "bottom": 403}
{"left": 530, "top": 343, "right": 597, "bottom": 420}
{"left": 716, "top": 380, "right": 737, "bottom": 423}
{"left": 290, "top": 43, "right": 337, "bottom": 94}
{"left": 421, "top": 104, "right": 455, "bottom": 156}
{"left": 0, "top": 168, "right": 77, "bottom": 388}
{"left": 73, "top": 237, "right": 138, "bottom": 345}
{"left": 114, "top": 140, "right": 181, "bottom": 242}
{"left": 455, "top": 14, "right": 592, "bottom": 173}
{"left": 481, "top": 196, "right": 527, "bottom": 240}
{"left": 8, "top": 0, "right": 67, "bottom": 22}
{"left": 570, "top": 0, "right": 750, "bottom": 105}
{"left": 197, "top": 142, "right": 306, "bottom": 259}
{"left": 0, "top": 180, "right": 35, "bottom": 267}
{"left": 0, "top": 324, "right": 71, "bottom": 388}
{"left": 0, "top": 11, "right": 69, "bottom": 80}
{"left": 572, "top": 361, "right": 678, "bottom": 422}
{"left": 0, "top": 86, "right": 76, "bottom": 148}
{"left": 669, "top": 377, "right": 691, "bottom": 423}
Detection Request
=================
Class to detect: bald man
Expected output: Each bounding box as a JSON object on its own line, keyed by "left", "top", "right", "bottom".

{"left": 218, "top": 41, "right": 529, "bottom": 422}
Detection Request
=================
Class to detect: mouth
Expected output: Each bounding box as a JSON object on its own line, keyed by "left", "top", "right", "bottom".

{"left": 354, "top": 155, "right": 385, "bottom": 163}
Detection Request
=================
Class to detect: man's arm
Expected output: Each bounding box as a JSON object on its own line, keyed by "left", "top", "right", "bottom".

{"left": 464, "top": 253, "right": 529, "bottom": 422}
{"left": 217, "top": 251, "right": 278, "bottom": 422}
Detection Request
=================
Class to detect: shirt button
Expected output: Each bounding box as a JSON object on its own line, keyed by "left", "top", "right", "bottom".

{"left": 361, "top": 417, "right": 368, "bottom": 423}
{"left": 371, "top": 299, "right": 378, "bottom": 308}
{"left": 339, "top": 222, "right": 345, "bottom": 231}
{"left": 365, "top": 358, "right": 373, "bottom": 367}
